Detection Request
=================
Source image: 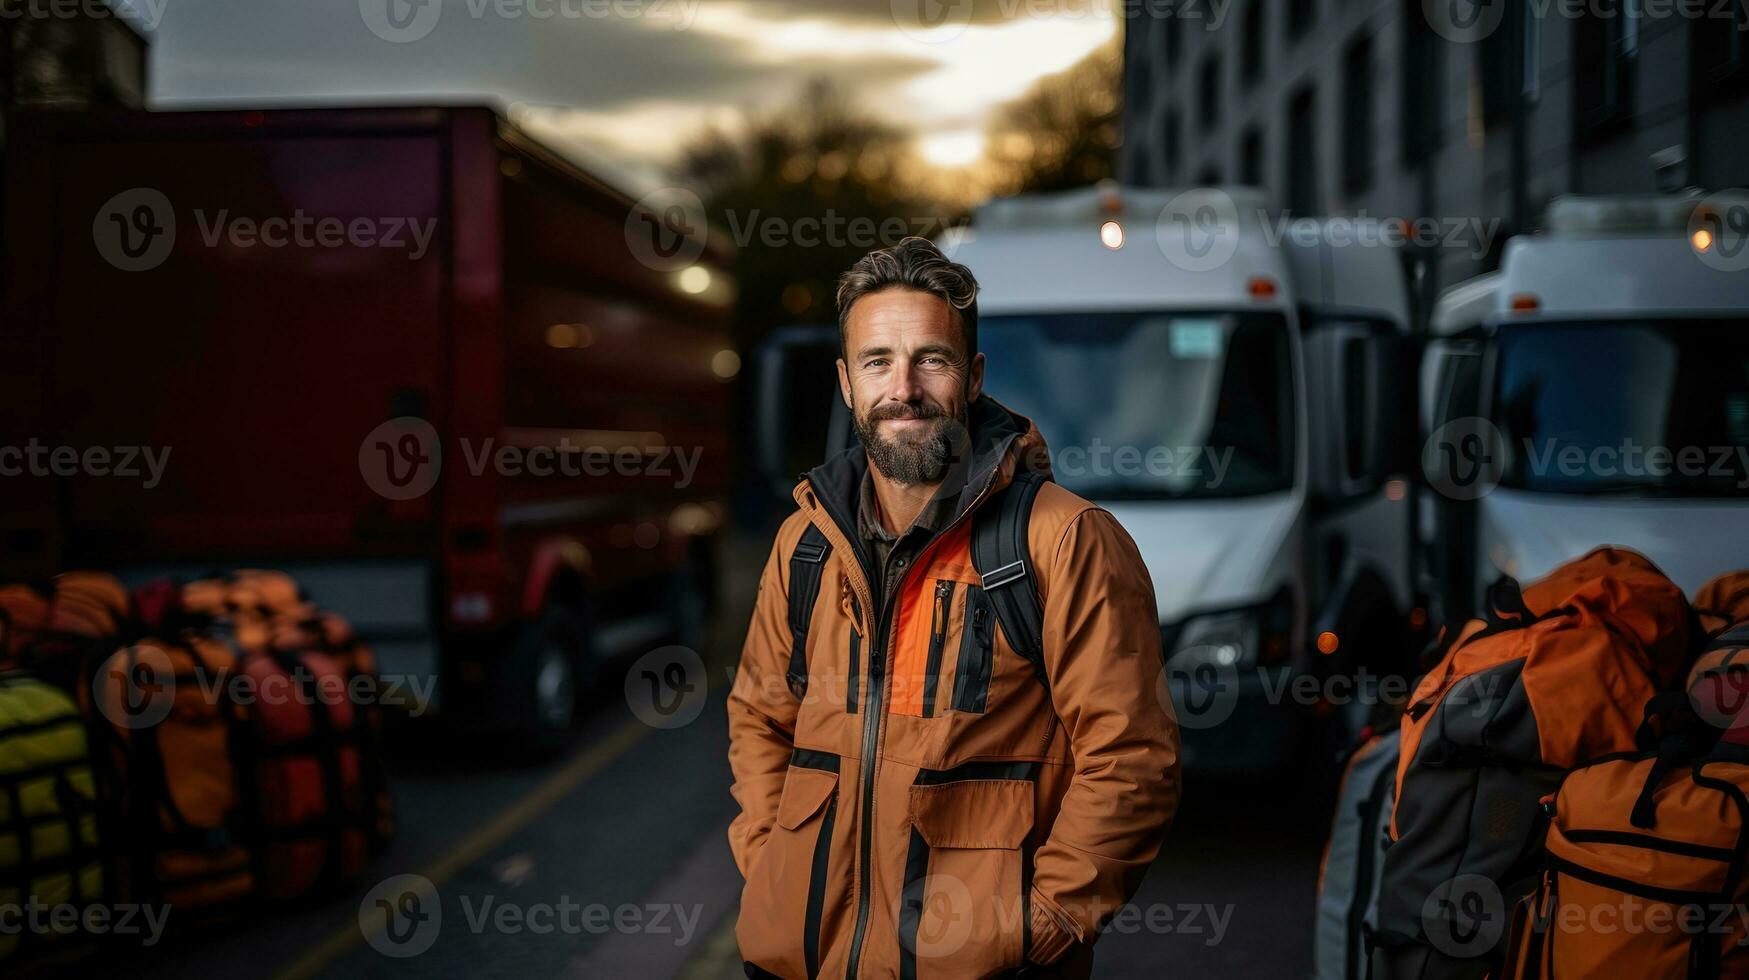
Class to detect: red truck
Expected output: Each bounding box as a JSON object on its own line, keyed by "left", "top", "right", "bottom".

{"left": 2, "top": 106, "right": 734, "bottom": 747}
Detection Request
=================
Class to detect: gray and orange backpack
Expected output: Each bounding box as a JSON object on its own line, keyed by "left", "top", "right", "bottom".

{"left": 1370, "top": 548, "right": 1698, "bottom": 979}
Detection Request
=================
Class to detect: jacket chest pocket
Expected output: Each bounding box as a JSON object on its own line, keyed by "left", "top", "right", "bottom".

{"left": 948, "top": 586, "right": 996, "bottom": 714}
{"left": 897, "top": 574, "right": 1039, "bottom": 720}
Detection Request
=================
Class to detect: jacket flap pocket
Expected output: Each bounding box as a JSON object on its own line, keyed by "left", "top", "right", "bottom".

{"left": 776, "top": 765, "right": 838, "bottom": 830}
{"left": 908, "top": 778, "right": 1034, "bottom": 849}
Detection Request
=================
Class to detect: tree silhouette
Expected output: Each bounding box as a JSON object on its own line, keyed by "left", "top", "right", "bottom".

{"left": 983, "top": 37, "right": 1121, "bottom": 197}
{"left": 678, "top": 78, "right": 953, "bottom": 348}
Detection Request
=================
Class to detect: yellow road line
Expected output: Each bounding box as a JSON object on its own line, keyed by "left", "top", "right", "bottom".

{"left": 672, "top": 904, "right": 741, "bottom": 980}
{"left": 272, "top": 718, "right": 653, "bottom": 980}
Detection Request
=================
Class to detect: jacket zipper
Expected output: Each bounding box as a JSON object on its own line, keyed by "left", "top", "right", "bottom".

{"left": 816, "top": 470, "right": 1005, "bottom": 980}
{"left": 848, "top": 594, "right": 863, "bottom": 714}
{"left": 922, "top": 580, "right": 955, "bottom": 718}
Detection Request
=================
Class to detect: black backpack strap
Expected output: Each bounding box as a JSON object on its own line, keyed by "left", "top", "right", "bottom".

{"left": 785, "top": 524, "right": 831, "bottom": 700}
{"left": 971, "top": 470, "right": 1048, "bottom": 691}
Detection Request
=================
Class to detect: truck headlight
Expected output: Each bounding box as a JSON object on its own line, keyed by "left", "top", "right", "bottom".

{"left": 1162, "top": 590, "right": 1294, "bottom": 672}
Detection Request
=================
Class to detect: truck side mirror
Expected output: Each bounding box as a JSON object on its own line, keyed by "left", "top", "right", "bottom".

{"left": 1305, "top": 317, "right": 1416, "bottom": 506}
{"left": 753, "top": 325, "right": 850, "bottom": 499}
{"left": 1374, "top": 331, "right": 1422, "bottom": 479}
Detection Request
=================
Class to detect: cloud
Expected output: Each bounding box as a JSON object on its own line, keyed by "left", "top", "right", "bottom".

{"left": 146, "top": 0, "right": 1114, "bottom": 183}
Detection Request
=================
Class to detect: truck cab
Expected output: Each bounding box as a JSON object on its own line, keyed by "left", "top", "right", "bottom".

{"left": 940, "top": 186, "right": 1417, "bottom": 771}
{"left": 1419, "top": 192, "right": 1749, "bottom": 619}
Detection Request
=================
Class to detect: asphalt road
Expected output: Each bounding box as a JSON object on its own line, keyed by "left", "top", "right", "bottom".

{"left": 72, "top": 532, "right": 1325, "bottom": 979}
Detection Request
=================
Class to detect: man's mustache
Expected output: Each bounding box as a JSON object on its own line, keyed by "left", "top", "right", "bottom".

{"left": 866, "top": 403, "right": 947, "bottom": 422}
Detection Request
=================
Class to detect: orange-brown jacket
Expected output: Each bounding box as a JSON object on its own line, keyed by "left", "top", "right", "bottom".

{"left": 727, "top": 396, "right": 1181, "bottom": 979}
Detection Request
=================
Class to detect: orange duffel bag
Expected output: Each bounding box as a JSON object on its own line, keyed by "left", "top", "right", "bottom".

{"left": 235, "top": 612, "right": 392, "bottom": 902}
{"left": 0, "top": 573, "right": 133, "bottom": 690}
{"left": 1503, "top": 745, "right": 1749, "bottom": 979}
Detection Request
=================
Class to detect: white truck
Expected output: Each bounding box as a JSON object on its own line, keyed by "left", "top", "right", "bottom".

{"left": 1418, "top": 192, "right": 1749, "bottom": 620}
{"left": 759, "top": 184, "right": 1423, "bottom": 772}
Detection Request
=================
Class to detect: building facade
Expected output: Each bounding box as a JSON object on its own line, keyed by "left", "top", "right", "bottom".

{"left": 1120, "top": 0, "right": 1749, "bottom": 298}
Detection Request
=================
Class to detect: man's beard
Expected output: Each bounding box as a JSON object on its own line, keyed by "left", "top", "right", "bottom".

{"left": 853, "top": 397, "right": 971, "bottom": 487}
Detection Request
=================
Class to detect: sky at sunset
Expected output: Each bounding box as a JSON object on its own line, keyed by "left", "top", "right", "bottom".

{"left": 120, "top": 0, "right": 1118, "bottom": 192}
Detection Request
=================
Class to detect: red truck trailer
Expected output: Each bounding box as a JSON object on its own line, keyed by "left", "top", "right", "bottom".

{"left": 2, "top": 106, "right": 734, "bottom": 747}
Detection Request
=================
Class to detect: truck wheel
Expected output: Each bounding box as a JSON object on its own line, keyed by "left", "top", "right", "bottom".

{"left": 505, "top": 606, "right": 588, "bottom": 752}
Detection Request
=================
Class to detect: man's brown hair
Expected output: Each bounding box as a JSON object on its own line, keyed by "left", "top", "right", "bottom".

{"left": 834, "top": 237, "right": 979, "bottom": 360}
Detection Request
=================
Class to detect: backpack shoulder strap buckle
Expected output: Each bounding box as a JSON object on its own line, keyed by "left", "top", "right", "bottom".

{"left": 980, "top": 559, "right": 1027, "bottom": 592}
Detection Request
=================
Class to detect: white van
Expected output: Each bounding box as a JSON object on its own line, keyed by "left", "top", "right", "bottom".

{"left": 929, "top": 185, "right": 1420, "bottom": 772}
{"left": 1419, "top": 192, "right": 1749, "bottom": 620}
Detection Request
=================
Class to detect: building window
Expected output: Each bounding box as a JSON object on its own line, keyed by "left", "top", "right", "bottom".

{"left": 1199, "top": 51, "right": 1222, "bottom": 131}
{"left": 1128, "top": 18, "right": 1154, "bottom": 117}
{"left": 1239, "top": 126, "right": 1264, "bottom": 186}
{"left": 1342, "top": 35, "right": 1373, "bottom": 194}
{"left": 1287, "top": 0, "right": 1316, "bottom": 41}
{"left": 1241, "top": 2, "right": 1266, "bottom": 90}
{"left": 1522, "top": 0, "right": 1540, "bottom": 101}
{"left": 1476, "top": 0, "right": 1542, "bottom": 129}
{"left": 1574, "top": 0, "right": 1639, "bottom": 136}
{"left": 1163, "top": 107, "right": 1182, "bottom": 181}
{"left": 1285, "top": 84, "right": 1318, "bottom": 214}
{"left": 1692, "top": 0, "right": 1748, "bottom": 95}
{"left": 1400, "top": 0, "right": 1442, "bottom": 166}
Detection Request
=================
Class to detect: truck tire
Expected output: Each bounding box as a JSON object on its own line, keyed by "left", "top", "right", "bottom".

{"left": 668, "top": 557, "right": 711, "bottom": 655}
{"left": 504, "top": 605, "right": 589, "bottom": 752}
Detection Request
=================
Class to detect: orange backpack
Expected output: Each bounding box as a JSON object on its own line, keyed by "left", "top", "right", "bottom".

{"left": 87, "top": 635, "right": 255, "bottom": 922}
{"left": 1503, "top": 571, "right": 1749, "bottom": 979}
{"left": 1372, "top": 548, "right": 1695, "bottom": 978}
{"left": 163, "top": 572, "right": 394, "bottom": 901}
